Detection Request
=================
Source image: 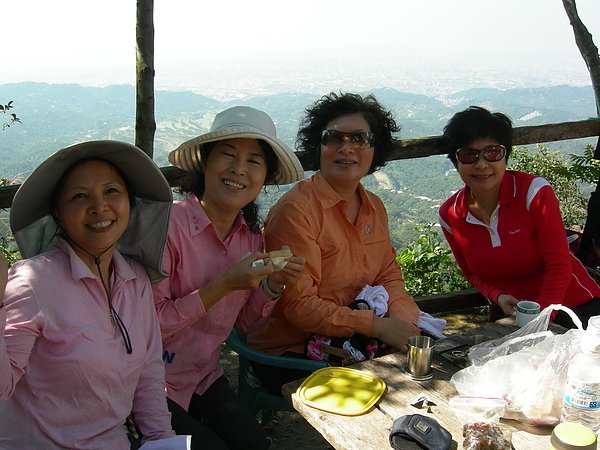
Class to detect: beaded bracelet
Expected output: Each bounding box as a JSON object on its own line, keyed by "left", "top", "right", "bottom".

{"left": 261, "top": 277, "right": 285, "bottom": 300}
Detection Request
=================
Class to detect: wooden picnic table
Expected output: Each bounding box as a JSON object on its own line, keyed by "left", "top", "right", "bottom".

{"left": 282, "top": 318, "right": 569, "bottom": 450}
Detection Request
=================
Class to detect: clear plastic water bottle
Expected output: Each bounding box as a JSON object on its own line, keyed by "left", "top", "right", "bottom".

{"left": 560, "top": 315, "right": 600, "bottom": 433}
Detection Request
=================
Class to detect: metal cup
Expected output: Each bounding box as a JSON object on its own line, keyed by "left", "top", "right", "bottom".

{"left": 407, "top": 335, "right": 434, "bottom": 380}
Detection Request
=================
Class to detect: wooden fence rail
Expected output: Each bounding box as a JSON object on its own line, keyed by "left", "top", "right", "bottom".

{"left": 1, "top": 118, "right": 599, "bottom": 210}
{"left": 0, "top": 119, "right": 598, "bottom": 313}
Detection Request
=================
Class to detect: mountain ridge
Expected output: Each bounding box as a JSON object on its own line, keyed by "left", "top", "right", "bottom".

{"left": 1, "top": 81, "right": 595, "bottom": 179}
{"left": 1, "top": 82, "right": 596, "bottom": 247}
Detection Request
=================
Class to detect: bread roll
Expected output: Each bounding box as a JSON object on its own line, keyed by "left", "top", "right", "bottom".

{"left": 269, "top": 249, "right": 292, "bottom": 271}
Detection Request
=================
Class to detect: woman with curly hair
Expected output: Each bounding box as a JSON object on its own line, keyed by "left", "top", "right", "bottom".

{"left": 248, "top": 92, "right": 420, "bottom": 395}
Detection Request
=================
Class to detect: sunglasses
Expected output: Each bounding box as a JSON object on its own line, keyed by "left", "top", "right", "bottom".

{"left": 321, "top": 129, "right": 375, "bottom": 149}
{"left": 455, "top": 144, "right": 506, "bottom": 165}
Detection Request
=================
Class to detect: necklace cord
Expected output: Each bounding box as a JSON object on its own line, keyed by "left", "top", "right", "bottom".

{"left": 68, "top": 239, "right": 133, "bottom": 354}
{"left": 94, "top": 258, "right": 133, "bottom": 355}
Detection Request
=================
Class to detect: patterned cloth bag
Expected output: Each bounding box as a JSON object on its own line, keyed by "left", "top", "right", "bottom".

{"left": 306, "top": 299, "right": 384, "bottom": 366}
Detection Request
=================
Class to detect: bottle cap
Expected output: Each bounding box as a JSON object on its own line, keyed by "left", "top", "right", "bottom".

{"left": 582, "top": 316, "right": 600, "bottom": 354}
{"left": 549, "top": 423, "right": 597, "bottom": 450}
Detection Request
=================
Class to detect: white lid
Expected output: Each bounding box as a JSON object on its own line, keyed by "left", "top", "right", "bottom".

{"left": 581, "top": 316, "right": 600, "bottom": 354}
{"left": 588, "top": 316, "right": 600, "bottom": 334}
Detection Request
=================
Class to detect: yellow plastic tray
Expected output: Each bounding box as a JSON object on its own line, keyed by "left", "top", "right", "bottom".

{"left": 296, "top": 366, "right": 386, "bottom": 416}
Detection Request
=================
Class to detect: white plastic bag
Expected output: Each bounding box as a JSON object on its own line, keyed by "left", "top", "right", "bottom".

{"left": 450, "top": 305, "right": 583, "bottom": 426}
{"left": 468, "top": 304, "right": 582, "bottom": 366}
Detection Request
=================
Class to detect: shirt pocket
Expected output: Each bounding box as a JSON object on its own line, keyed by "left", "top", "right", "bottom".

{"left": 360, "top": 232, "right": 392, "bottom": 281}
{"left": 319, "top": 238, "right": 355, "bottom": 288}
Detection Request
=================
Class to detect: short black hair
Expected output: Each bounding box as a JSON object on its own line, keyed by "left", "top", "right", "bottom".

{"left": 296, "top": 92, "right": 400, "bottom": 175}
{"left": 443, "top": 106, "right": 513, "bottom": 167}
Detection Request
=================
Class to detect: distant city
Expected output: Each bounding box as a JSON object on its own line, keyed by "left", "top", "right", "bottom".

{"left": 152, "top": 51, "right": 593, "bottom": 102}
{"left": 0, "top": 61, "right": 597, "bottom": 246}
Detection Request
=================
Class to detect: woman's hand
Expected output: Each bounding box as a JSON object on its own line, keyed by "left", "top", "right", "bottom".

{"left": 0, "top": 252, "right": 8, "bottom": 307}
{"left": 222, "top": 251, "right": 273, "bottom": 291}
{"left": 497, "top": 293, "right": 519, "bottom": 317}
{"left": 371, "top": 316, "right": 420, "bottom": 351}
{"left": 265, "top": 246, "right": 305, "bottom": 292}
{"left": 198, "top": 251, "right": 273, "bottom": 310}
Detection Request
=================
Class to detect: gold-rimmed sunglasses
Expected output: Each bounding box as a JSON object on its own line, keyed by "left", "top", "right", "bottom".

{"left": 321, "top": 129, "right": 375, "bottom": 149}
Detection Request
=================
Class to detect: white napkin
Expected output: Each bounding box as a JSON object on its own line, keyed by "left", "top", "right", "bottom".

{"left": 416, "top": 311, "right": 447, "bottom": 339}
{"left": 356, "top": 285, "right": 389, "bottom": 317}
{"left": 139, "top": 435, "right": 192, "bottom": 450}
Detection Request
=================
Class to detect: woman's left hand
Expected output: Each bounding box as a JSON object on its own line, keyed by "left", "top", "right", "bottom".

{"left": 266, "top": 254, "right": 305, "bottom": 291}
{"left": 498, "top": 293, "right": 519, "bottom": 317}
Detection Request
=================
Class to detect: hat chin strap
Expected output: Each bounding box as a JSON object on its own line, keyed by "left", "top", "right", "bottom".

{"left": 66, "top": 238, "right": 115, "bottom": 268}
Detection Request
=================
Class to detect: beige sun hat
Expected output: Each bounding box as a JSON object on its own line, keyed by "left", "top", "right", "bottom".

{"left": 168, "top": 106, "right": 304, "bottom": 185}
{"left": 10, "top": 140, "right": 172, "bottom": 282}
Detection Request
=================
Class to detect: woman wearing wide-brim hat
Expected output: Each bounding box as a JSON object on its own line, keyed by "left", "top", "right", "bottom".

{"left": 0, "top": 141, "right": 189, "bottom": 449}
{"left": 153, "top": 106, "right": 305, "bottom": 449}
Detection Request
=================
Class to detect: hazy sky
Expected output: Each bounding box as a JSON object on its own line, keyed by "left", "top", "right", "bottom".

{"left": 3, "top": 0, "right": 600, "bottom": 98}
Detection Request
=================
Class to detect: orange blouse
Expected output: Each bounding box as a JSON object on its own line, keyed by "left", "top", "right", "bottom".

{"left": 249, "top": 172, "right": 419, "bottom": 355}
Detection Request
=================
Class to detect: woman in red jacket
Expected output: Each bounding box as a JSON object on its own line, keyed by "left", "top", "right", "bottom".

{"left": 438, "top": 106, "right": 600, "bottom": 328}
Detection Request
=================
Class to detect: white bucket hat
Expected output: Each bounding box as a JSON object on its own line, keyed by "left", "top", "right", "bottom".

{"left": 168, "top": 106, "right": 304, "bottom": 185}
{"left": 10, "top": 140, "right": 173, "bottom": 282}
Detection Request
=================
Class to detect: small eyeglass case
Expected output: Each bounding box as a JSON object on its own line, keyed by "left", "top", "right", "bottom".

{"left": 389, "top": 414, "right": 452, "bottom": 450}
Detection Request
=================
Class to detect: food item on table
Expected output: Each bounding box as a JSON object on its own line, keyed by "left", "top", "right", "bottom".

{"left": 462, "top": 422, "right": 512, "bottom": 450}
{"left": 268, "top": 248, "right": 292, "bottom": 271}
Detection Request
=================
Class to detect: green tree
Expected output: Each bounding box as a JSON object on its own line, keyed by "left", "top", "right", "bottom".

{"left": 1, "top": 101, "right": 21, "bottom": 130}
{"left": 0, "top": 237, "right": 19, "bottom": 267}
{"left": 567, "top": 144, "right": 600, "bottom": 185}
{"left": 397, "top": 224, "right": 470, "bottom": 297}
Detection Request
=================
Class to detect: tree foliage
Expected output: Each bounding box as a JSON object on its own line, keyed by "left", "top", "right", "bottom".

{"left": 0, "top": 237, "right": 19, "bottom": 267}
{"left": 567, "top": 144, "right": 600, "bottom": 185}
{"left": 397, "top": 224, "right": 470, "bottom": 297}
{"left": 1, "top": 101, "right": 21, "bottom": 131}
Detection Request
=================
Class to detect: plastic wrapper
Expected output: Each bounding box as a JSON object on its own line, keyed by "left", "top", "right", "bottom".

{"left": 449, "top": 397, "right": 513, "bottom": 449}
{"left": 463, "top": 422, "right": 512, "bottom": 450}
{"left": 450, "top": 305, "right": 583, "bottom": 426}
{"left": 468, "top": 304, "right": 582, "bottom": 367}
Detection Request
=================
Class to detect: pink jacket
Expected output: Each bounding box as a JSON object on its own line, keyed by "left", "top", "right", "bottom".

{"left": 152, "top": 195, "right": 276, "bottom": 410}
{"left": 0, "top": 240, "right": 173, "bottom": 449}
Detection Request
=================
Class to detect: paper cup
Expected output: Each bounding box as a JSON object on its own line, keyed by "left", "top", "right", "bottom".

{"left": 515, "top": 300, "right": 541, "bottom": 327}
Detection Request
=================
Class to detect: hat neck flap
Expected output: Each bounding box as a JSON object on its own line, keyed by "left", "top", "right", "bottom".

{"left": 14, "top": 197, "right": 171, "bottom": 283}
